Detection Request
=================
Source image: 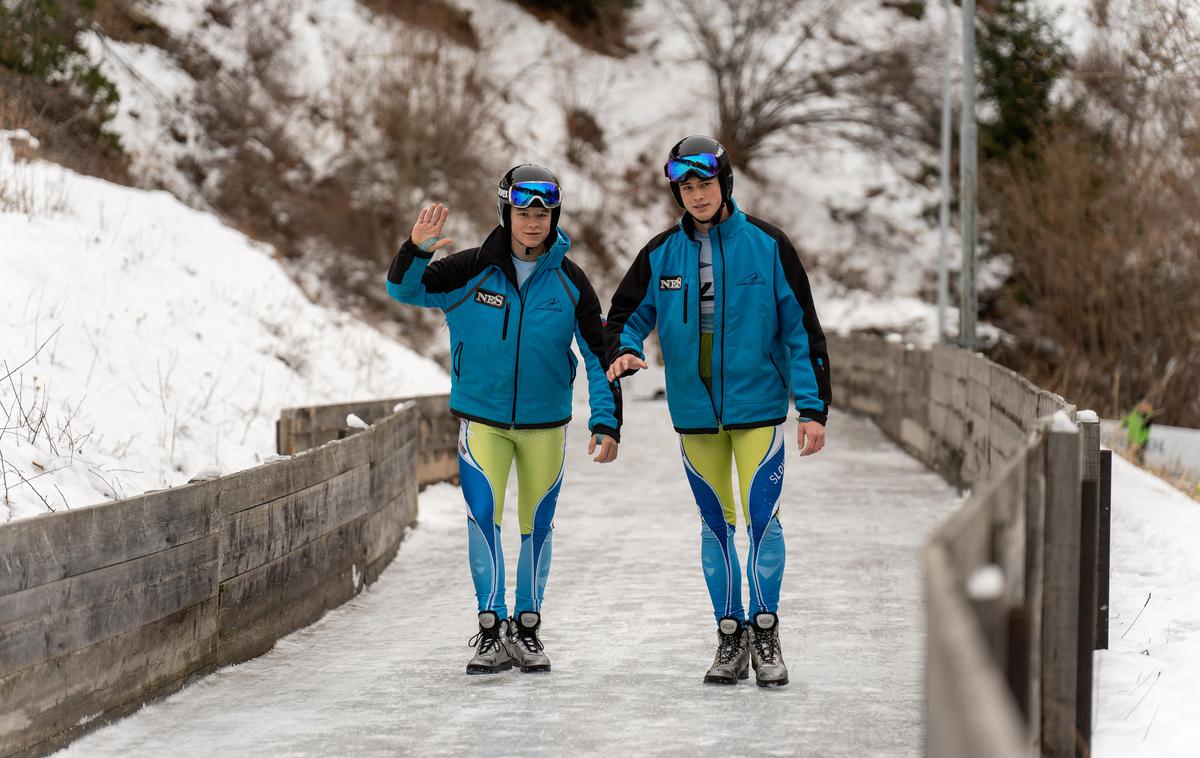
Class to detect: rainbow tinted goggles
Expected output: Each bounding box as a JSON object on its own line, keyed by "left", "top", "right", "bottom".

{"left": 664, "top": 152, "right": 721, "bottom": 182}
{"left": 500, "top": 181, "right": 562, "bottom": 209}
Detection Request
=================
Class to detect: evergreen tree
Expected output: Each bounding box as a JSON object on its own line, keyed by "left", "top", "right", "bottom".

{"left": 976, "top": 0, "right": 1069, "bottom": 161}
{"left": 0, "top": 0, "right": 119, "bottom": 132}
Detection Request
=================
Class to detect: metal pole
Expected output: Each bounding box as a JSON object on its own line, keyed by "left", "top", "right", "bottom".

{"left": 959, "top": 0, "right": 978, "bottom": 350}
{"left": 937, "top": 0, "right": 953, "bottom": 343}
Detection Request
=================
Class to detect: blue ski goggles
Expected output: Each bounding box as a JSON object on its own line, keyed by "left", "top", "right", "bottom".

{"left": 664, "top": 152, "right": 721, "bottom": 183}
{"left": 501, "top": 181, "right": 562, "bottom": 209}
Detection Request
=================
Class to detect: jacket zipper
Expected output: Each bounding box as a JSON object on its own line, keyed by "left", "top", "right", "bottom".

{"left": 511, "top": 300, "right": 525, "bottom": 425}
{"left": 510, "top": 256, "right": 546, "bottom": 427}
{"left": 715, "top": 225, "right": 727, "bottom": 422}
{"left": 501, "top": 304, "right": 510, "bottom": 340}
{"left": 683, "top": 283, "right": 689, "bottom": 324}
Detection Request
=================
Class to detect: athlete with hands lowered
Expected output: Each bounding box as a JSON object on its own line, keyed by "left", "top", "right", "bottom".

{"left": 605, "top": 136, "right": 832, "bottom": 687}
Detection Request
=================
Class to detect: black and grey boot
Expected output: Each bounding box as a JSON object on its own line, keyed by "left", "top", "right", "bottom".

{"left": 704, "top": 616, "right": 750, "bottom": 685}
{"left": 466, "top": 611, "right": 513, "bottom": 675}
{"left": 505, "top": 611, "right": 551, "bottom": 672}
{"left": 748, "top": 612, "right": 788, "bottom": 687}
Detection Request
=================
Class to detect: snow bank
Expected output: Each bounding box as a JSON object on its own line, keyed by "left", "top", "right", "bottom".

{"left": 0, "top": 135, "right": 447, "bottom": 523}
{"left": 1093, "top": 454, "right": 1200, "bottom": 756}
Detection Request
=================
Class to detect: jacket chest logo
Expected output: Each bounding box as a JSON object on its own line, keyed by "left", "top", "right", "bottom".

{"left": 536, "top": 297, "right": 563, "bottom": 312}
{"left": 659, "top": 275, "right": 683, "bottom": 291}
{"left": 737, "top": 271, "right": 766, "bottom": 285}
{"left": 475, "top": 288, "right": 506, "bottom": 308}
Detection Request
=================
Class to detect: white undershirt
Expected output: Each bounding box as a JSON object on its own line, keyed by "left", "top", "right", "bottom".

{"left": 512, "top": 255, "right": 537, "bottom": 289}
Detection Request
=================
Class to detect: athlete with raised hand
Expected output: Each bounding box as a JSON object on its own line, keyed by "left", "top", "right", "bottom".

{"left": 605, "top": 136, "right": 830, "bottom": 687}
{"left": 387, "top": 165, "right": 621, "bottom": 675}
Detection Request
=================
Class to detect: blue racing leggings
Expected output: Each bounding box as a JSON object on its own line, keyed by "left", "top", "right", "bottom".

{"left": 457, "top": 419, "right": 566, "bottom": 619}
{"left": 679, "top": 424, "right": 787, "bottom": 623}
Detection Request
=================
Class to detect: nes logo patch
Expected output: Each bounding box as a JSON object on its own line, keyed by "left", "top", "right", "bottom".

{"left": 659, "top": 275, "right": 683, "bottom": 291}
{"left": 475, "top": 289, "right": 505, "bottom": 308}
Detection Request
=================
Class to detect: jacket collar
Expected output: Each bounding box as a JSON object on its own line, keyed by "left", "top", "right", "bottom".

{"left": 678, "top": 197, "right": 748, "bottom": 241}
{"left": 479, "top": 225, "right": 572, "bottom": 287}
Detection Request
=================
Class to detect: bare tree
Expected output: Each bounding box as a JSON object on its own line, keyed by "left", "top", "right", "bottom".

{"left": 986, "top": 0, "right": 1200, "bottom": 425}
{"left": 668, "top": 0, "right": 937, "bottom": 174}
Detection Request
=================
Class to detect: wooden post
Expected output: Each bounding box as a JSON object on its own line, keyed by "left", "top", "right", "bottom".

{"left": 1076, "top": 414, "right": 1101, "bottom": 754}
{"left": 1024, "top": 435, "right": 1047, "bottom": 747}
{"left": 1007, "top": 606, "right": 1031, "bottom": 720}
{"left": 1041, "top": 418, "right": 1081, "bottom": 758}
{"left": 1096, "top": 450, "right": 1112, "bottom": 650}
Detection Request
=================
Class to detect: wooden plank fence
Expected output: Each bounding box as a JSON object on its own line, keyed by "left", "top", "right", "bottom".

{"left": 0, "top": 394, "right": 455, "bottom": 757}
{"left": 3, "top": 335, "right": 1110, "bottom": 758}
{"left": 828, "top": 335, "right": 1109, "bottom": 758}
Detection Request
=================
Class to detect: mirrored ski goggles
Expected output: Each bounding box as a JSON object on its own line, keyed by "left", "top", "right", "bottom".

{"left": 664, "top": 152, "right": 720, "bottom": 182}
{"left": 501, "top": 181, "right": 562, "bottom": 209}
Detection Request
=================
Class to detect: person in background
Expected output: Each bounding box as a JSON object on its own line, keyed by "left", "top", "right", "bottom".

{"left": 1120, "top": 399, "right": 1155, "bottom": 466}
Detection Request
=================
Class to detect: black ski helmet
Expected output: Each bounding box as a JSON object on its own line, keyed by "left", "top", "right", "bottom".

{"left": 664, "top": 135, "right": 734, "bottom": 211}
{"left": 497, "top": 164, "right": 562, "bottom": 241}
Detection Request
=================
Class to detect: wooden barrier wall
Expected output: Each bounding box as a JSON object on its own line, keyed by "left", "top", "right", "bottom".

{"left": 831, "top": 335, "right": 1069, "bottom": 490}
{"left": 828, "top": 336, "right": 1098, "bottom": 758}
{"left": 277, "top": 393, "right": 458, "bottom": 485}
{"left": 0, "top": 394, "right": 455, "bottom": 757}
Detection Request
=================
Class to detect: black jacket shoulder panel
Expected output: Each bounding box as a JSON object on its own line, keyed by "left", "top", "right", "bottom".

{"left": 560, "top": 256, "right": 623, "bottom": 435}
{"left": 603, "top": 224, "right": 678, "bottom": 364}
{"left": 640, "top": 224, "right": 679, "bottom": 259}
{"left": 559, "top": 257, "right": 597, "bottom": 307}
{"left": 420, "top": 247, "right": 485, "bottom": 294}
{"left": 743, "top": 214, "right": 794, "bottom": 252}
{"left": 744, "top": 214, "right": 831, "bottom": 412}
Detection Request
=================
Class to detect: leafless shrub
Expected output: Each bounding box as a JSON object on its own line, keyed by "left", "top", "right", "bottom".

{"left": 238, "top": 0, "right": 302, "bottom": 101}
{"left": 0, "top": 132, "right": 70, "bottom": 217}
{"left": 511, "top": 0, "right": 638, "bottom": 58}
{"left": 0, "top": 163, "right": 70, "bottom": 217}
{"left": 1, "top": 329, "right": 79, "bottom": 516}
{"left": 569, "top": 207, "right": 615, "bottom": 272}
{"left": 0, "top": 67, "right": 130, "bottom": 184}
{"left": 1070, "top": 1, "right": 1200, "bottom": 161}
{"left": 349, "top": 39, "right": 503, "bottom": 244}
{"left": 985, "top": 0, "right": 1200, "bottom": 426}
{"left": 986, "top": 123, "right": 1200, "bottom": 425}
{"left": 193, "top": 71, "right": 309, "bottom": 255}
{"left": 90, "top": 0, "right": 173, "bottom": 48}
{"left": 357, "top": 0, "right": 479, "bottom": 50}
{"left": 565, "top": 107, "right": 607, "bottom": 166}
{"left": 668, "top": 0, "right": 939, "bottom": 174}
{"left": 557, "top": 62, "right": 612, "bottom": 167}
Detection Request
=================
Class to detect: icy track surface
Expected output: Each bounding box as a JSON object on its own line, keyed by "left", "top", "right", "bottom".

{"left": 59, "top": 386, "right": 962, "bottom": 757}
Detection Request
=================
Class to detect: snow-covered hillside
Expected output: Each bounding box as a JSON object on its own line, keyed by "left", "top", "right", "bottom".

{"left": 0, "top": 132, "right": 447, "bottom": 523}
{"left": 5, "top": 0, "right": 961, "bottom": 521}
{"left": 75, "top": 0, "right": 990, "bottom": 344}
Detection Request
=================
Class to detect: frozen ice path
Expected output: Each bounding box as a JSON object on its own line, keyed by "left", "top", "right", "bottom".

{"left": 59, "top": 389, "right": 962, "bottom": 757}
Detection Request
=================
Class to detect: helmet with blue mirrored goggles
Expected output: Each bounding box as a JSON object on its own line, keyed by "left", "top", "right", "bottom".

{"left": 663, "top": 151, "right": 723, "bottom": 183}
{"left": 499, "top": 180, "right": 562, "bottom": 209}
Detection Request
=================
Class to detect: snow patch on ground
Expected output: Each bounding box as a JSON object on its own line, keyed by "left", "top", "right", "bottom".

{"left": 1093, "top": 454, "right": 1200, "bottom": 756}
